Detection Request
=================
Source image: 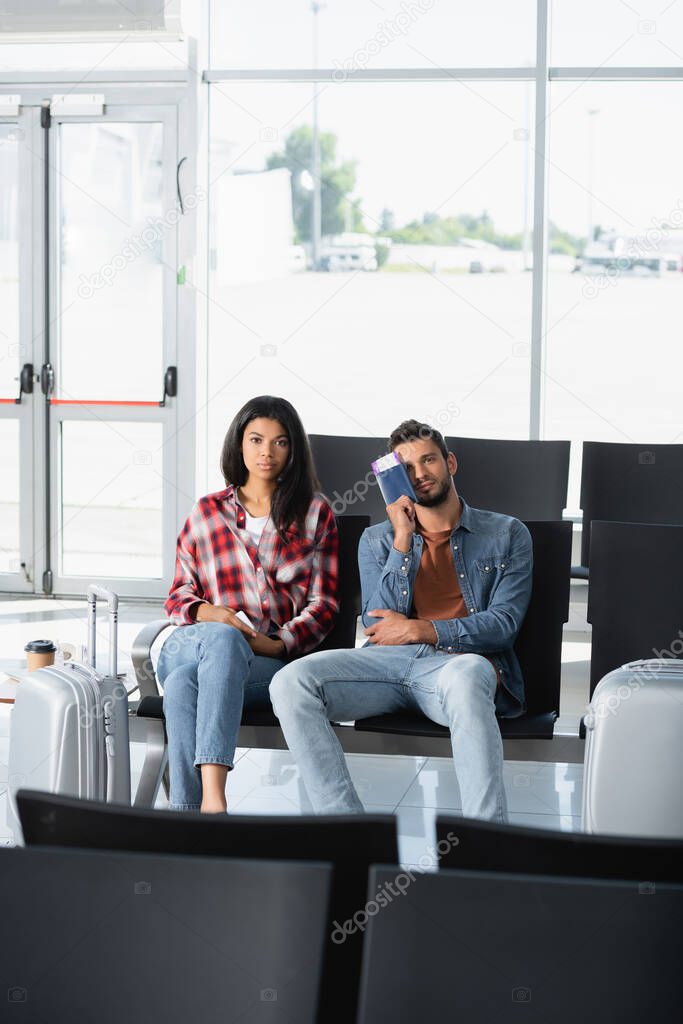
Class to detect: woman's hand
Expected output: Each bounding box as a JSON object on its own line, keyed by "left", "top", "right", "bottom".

{"left": 248, "top": 633, "right": 286, "bottom": 659}
{"left": 194, "top": 602, "right": 257, "bottom": 639}
{"left": 194, "top": 603, "right": 285, "bottom": 657}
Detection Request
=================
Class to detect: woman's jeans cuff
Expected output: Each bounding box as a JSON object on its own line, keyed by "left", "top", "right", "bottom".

{"left": 194, "top": 754, "right": 235, "bottom": 770}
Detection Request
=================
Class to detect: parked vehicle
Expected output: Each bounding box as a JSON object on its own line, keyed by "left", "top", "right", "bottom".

{"left": 317, "top": 232, "right": 379, "bottom": 272}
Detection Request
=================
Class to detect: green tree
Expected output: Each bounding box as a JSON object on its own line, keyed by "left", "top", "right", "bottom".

{"left": 386, "top": 209, "right": 583, "bottom": 254}
{"left": 379, "top": 207, "right": 395, "bottom": 232}
{"left": 266, "top": 125, "right": 364, "bottom": 242}
{"left": 548, "top": 220, "right": 585, "bottom": 256}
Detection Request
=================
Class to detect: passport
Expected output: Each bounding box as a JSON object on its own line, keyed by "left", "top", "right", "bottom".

{"left": 371, "top": 452, "right": 417, "bottom": 505}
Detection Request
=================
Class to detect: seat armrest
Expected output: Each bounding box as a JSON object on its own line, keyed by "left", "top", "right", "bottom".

{"left": 131, "top": 620, "right": 173, "bottom": 700}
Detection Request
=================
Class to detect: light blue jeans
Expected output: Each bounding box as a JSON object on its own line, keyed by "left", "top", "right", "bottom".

{"left": 269, "top": 644, "right": 507, "bottom": 822}
{"left": 157, "top": 622, "right": 286, "bottom": 810}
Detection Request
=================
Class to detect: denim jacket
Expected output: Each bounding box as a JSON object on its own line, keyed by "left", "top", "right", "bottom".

{"left": 358, "top": 497, "right": 533, "bottom": 717}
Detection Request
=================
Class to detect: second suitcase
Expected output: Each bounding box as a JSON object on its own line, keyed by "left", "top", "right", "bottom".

{"left": 582, "top": 658, "right": 683, "bottom": 838}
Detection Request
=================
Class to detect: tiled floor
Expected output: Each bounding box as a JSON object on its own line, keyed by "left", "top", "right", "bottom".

{"left": 0, "top": 732, "right": 585, "bottom": 865}
{"left": 0, "top": 585, "right": 591, "bottom": 865}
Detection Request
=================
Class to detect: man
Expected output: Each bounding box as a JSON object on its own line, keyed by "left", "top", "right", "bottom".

{"left": 269, "top": 420, "right": 533, "bottom": 821}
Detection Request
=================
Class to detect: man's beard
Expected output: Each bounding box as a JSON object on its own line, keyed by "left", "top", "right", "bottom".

{"left": 415, "top": 478, "right": 451, "bottom": 508}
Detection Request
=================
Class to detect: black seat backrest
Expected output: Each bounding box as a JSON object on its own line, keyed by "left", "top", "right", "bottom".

{"left": 587, "top": 520, "right": 683, "bottom": 694}
{"left": 315, "top": 514, "right": 369, "bottom": 652}
{"left": 446, "top": 437, "right": 570, "bottom": 521}
{"left": 17, "top": 791, "right": 398, "bottom": 1024}
{"left": 356, "top": 865, "right": 682, "bottom": 1023}
{"left": 580, "top": 441, "right": 683, "bottom": 568}
{"left": 310, "top": 435, "right": 388, "bottom": 525}
{"left": 436, "top": 813, "right": 683, "bottom": 883}
{"left": 514, "top": 521, "right": 572, "bottom": 716}
{"left": 1, "top": 843, "right": 331, "bottom": 1024}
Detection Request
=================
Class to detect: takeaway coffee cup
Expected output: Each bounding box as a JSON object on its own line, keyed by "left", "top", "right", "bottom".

{"left": 24, "top": 639, "right": 57, "bottom": 672}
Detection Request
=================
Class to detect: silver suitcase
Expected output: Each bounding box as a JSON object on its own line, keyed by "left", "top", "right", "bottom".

{"left": 7, "top": 585, "right": 131, "bottom": 843}
{"left": 582, "top": 659, "right": 683, "bottom": 838}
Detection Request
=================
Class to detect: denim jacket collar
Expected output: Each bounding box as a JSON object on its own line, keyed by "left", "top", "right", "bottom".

{"left": 455, "top": 495, "right": 475, "bottom": 533}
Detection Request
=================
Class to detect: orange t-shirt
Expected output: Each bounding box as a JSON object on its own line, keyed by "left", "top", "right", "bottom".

{"left": 412, "top": 527, "right": 467, "bottom": 621}
{"left": 412, "top": 526, "right": 501, "bottom": 684}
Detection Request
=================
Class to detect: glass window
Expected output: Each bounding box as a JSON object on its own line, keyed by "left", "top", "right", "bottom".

{"left": 551, "top": 0, "right": 683, "bottom": 67}
{"left": 0, "top": 124, "right": 20, "bottom": 399}
{"left": 544, "top": 82, "right": 683, "bottom": 510}
{"left": 207, "top": 80, "right": 534, "bottom": 488}
{"left": 0, "top": 420, "right": 20, "bottom": 575}
{"left": 57, "top": 122, "right": 166, "bottom": 402}
{"left": 211, "top": 0, "right": 537, "bottom": 70}
{"left": 59, "top": 420, "right": 163, "bottom": 578}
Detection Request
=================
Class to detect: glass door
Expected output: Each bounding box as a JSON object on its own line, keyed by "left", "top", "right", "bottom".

{"left": 0, "top": 108, "right": 35, "bottom": 593}
{"left": 46, "top": 106, "right": 179, "bottom": 597}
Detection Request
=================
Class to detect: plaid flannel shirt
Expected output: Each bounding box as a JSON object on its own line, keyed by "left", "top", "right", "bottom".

{"left": 165, "top": 485, "right": 339, "bottom": 657}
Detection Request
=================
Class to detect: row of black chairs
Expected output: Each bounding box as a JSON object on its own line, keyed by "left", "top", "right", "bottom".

{"left": 133, "top": 515, "right": 683, "bottom": 760}
{"left": 309, "top": 435, "right": 683, "bottom": 576}
{"left": 11, "top": 791, "right": 683, "bottom": 1023}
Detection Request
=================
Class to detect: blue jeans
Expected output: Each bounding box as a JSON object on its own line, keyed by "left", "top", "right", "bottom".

{"left": 269, "top": 644, "right": 507, "bottom": 822}
{"left": 157, "top": 622, "right": 286, "bottom": 810}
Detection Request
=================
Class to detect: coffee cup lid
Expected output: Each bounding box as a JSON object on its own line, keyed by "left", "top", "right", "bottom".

{"left": 24, "top": 639, "right": 57, "bottom": 654}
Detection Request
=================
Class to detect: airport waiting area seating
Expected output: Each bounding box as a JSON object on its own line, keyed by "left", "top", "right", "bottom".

{"left": 356, "top": 864, "right": 681, "bottom": 1023}
{"left": 308, "top": 434, "right": 388, "bottom": 524}
{"left": 0, "top": 841, "right": 332, "bottom": 1024}
{"left": 309, "top": 434, "right": 683, "bottom": 580}
{"left": 309, "top": 433, "right": 571, "bottom": 525}
{"left": 13, "top": 795, "right": 683, "bottom": 1023}
{"left": 574, "top": 440, "right": 683, "bottom": 578}
{"left": 587, "top": 519, "right": 683, "bottom": 695}
{"left": 131, "top": 517, "right": 572, "bottom": 805}
{"left": 443, "top": 436, "right": 570, "bottom": 521}
{"left": 435, "top": 813, "right": 683, "bottom": 884}
{"left": 130, "top": 433, "right": 683, "bottom": 794}
{"left": 17, "top": 792, "right": 399, "bottom": 1024}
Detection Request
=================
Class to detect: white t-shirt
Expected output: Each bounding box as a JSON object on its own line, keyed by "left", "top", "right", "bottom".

{"left": 150, "top": 510, "right": 271, "bottom": 671}
{"left": 243, "top": 509, "right": 270, "bottom": 546}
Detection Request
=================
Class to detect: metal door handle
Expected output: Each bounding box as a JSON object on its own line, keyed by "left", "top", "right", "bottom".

{"left": 40, "top": 362, "right": 54, "bottom": 397}
{"left": 14, "top": 363, "right": 34, "bottom": 404}
{"left": 159, "top": 365, "right": 177, "bottom": 407}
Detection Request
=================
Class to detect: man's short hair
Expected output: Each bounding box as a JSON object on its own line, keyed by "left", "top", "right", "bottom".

{"left": 388, "top": 419, "right": 449, "bottom": 462}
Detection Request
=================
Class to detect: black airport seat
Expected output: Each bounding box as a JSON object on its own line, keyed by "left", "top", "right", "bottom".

{"left": 309, "top": 433, "right": 388, "bottom": 524}
{"left": 445, "top": 436, "right": 570, "bottom": 521}
{"left": 436, "top": 813, "right": 683, "bottom": 884}
{"left": 356, "top": 865, "right": 682, "bottom": 1023}
{"left": 575, "top": 440, "right": 683, "bottom": 577}
{"left": 0, "top": 841, "right": 332, "bottom": 1024}
{"left": 587, "top": 519, "right": 683, "bottom": 696}
{"left": 17, "top": 790, "right": 398, "bottom": 1024}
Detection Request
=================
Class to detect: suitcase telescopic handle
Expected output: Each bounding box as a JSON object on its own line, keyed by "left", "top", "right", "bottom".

{"left": 86, "top": 584, "right": 119, "bottom": 678}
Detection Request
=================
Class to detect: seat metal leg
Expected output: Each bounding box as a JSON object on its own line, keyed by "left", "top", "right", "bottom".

{"left": 132, "top": 718, "right": 168, "bottom": 808}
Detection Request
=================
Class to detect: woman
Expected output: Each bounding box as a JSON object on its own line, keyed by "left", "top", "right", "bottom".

{"left": 158, "top": 395, "right": 338, "bottom": 813}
